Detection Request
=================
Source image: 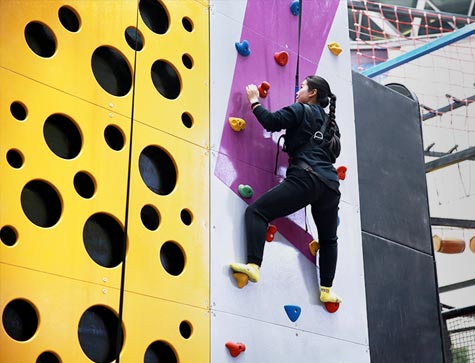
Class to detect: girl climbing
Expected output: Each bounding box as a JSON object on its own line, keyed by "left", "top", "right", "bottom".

{"left": 230, "top": 75, "right": 342, "bottom": 304}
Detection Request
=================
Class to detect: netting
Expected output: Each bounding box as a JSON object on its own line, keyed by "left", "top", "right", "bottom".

{"left": 349, "top": 0, "right": 475, "bottom": 223}
{"left": 444, "top": 307, "right": 475, "bottom": 363}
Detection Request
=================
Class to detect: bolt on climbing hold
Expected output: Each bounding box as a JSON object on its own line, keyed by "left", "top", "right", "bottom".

{"left": 233, "top": 272, "right": 249, "bottom": 288}
{"left": 235, "top": 40, "right": 250, "bottom": 56}
{"left": 229, "top": 117, "right": 246, "bottom": 132}
{"left": 284, "top": 305, "right": 302, "bottom": 322}
{"left": 266, "top": 224, "right": 277, "bottom": 242}
{"left": 258, "top": 81, "right": 270, "bottom": 98}
{"left": 274, "top": 51, "right": 289, "bottom": 66}
{"left": 308, "top": 239, "right": 320, "bottom": 257}
{"left": 337, "top": 166, "right": 347, "bottom": 180}
{"left": 238, "top": 184, "right": 253, "bottom": 198}
{"left": 327, "top": 41, "right": 343, "bottom": 56}
{"left": 290, "top": 0, "right": 300, "bottom": 16}
{"left": 225, "top": 341, "right": 246, "bottom": 357}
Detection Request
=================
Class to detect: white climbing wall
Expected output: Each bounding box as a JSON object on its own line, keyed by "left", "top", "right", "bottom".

{"left": 210, "top": 0, "right": 370, "bottom": 361}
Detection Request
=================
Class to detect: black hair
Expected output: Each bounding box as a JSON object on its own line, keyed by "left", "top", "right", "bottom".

{"left": 305, "top": 75, "right": 337, "bottom": 127}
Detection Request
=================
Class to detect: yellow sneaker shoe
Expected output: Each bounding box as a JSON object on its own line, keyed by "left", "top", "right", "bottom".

{"left": 230, "top": 263, "right": 260, "bottom": 283}
{"left": 320, "top": 286, "right": 342, "bottom": 303}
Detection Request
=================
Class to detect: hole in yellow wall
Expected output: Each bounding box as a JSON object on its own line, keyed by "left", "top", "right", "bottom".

{"left": 2, "top": 298, "right": 39, "bottom": 341}
{"left": 160, "top": 241, "right": 185, "bottom": 276}
{"left": 139, "top": 145, "right": 177, "bottom": 196}
{"left": 139, "top": 0, "right": 169, "bottom": 35}
{"left": 7, "top": 149, "right": 24, "bottom": 169}
{"left": 181, "top": 112, "right": 193, "bottom": 129}
{"left": 37, "top": 351, "right": 61, "bottom": 363}
{"left": 151, "top": 60, "right": 181, "bottom": 100}
{"left": 180, "top": 209, "right": 193, "bottom": 226}
{"left": 24, "top": 21, "right": 56, "bottom": 58}
{"left": 21, "top": 180, "right": 62, "bottom": 228}
{"left": 182, "top": 16, "right": 193, "bottom": 32}
{"left": 83, "top": 213, "right": 125, "bottom": 268}
{"left": 78, "top": 305, "right": 123, "bottom": 363}
{"left": 104, "top": 124, "right": 125, "bottom": 151}
{"left": 58, "top": 5, "right": 80, "bottom": 32}
{"left": 125, "top": 26, "right": 144, "bottom": 51}
{"left": 74, "top": 171, "right": 96, "bottom": 199}
{"left": 43, "top": 114, "right": 82, "bottom": 159}
{"left": 179, "top": 320, "right": 193, "bottom": 339}
{"left": 10, "top": 101, "right": 28, "bottom": 121}
{"left": 91, "top": 46, "right": 132, "bottom": 97}
{"left": 0, "top": 225, "right": 18, "bottom": 246}
{"left": 141, "top": 205, "right": 160, "bottom": 231}
{"left": 182, "top": 53, "right": 193, "bottom": 69}
{"left": 144, "top": 340, "right": 178, "bottom": 363}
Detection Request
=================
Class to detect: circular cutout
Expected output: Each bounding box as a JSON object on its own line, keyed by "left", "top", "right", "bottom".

{"left": 10, "top": 101, "right": 27, "bottom": 121}
{"left": 139, "top": 0, "right": 169, "bottom": 35}
{"left": 91, "top": 46, "right": 132, "bottom": 96}
{"left": 24, "top": 21, "right": 56, "bottom": 58}
{"left": 160, "top": 241, "right": 185, "bottom": 276}
{"left": 2, "top": 299, "right": 38, "bottom": 341}
{"left": 44, "top": 114, "right": 82, "bottom": 159}
{"left": 78, "top": 305, "right": 123, "bottom": 363}
{"left": 181, "top": 54, "right": 193, "bottom": 69}
{"left": 125, "top": 26, "right": 144, "bottom": 51}
{"left": 104, "top": 125, "right": 125, "bottom": 151}
{"left": 151, "top": 60, "right": 181, "bottom": 100}
{"left": 74, "top": 171, "right": 95, "bottom": 199}
{"left": 141, "top": 205, "right": 160, "bottom": 231}
{"left": 0, "top": 226, "right": 18, "bottom": 246}
{"left": 179, "top": 321, "right": 192, "bottom": 339}
{"left": 180, "top": 209, "right": 192, "bottom": 226}
{"left": 144, "top": 341, "right": 177, "bottom": 363}
{"left": 7, "top": 149, "right": 24, "bottom": 169}
{"left": 58, "top": 6, "right": 80, "bottom": 32}
{"left": 181, "top": 112, "right": 193, "bottom": 129}
{"left": 182, "top": 17, "right": 193, "bottom": 32}
{"left": 21, "top": 180, "right": 62, "bottom": 228}
{"left": 139, "top": 146, "right": 177, "bottom": 196}
{"left": 83, "top": 213, "right": 125, "bottom": 268}
{"left": 37, "top": 351, "right": 60, "bottom": 363}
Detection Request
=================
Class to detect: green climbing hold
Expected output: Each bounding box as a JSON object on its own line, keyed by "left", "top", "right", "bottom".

{"left": 238, "top": 184, "right": 253, "bottom": 198}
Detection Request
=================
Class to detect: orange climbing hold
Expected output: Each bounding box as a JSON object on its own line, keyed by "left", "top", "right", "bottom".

{"left": 225, "top": 341, "right": 246, "bottom": 357}
{"left": 327, "top": 41, "right": 342, "bottom": 56}
{"left": 274, "top": 51, "right": 289, "bottom": 66}
{"left": 308, "top": 239, "right": 320, "bottom": 257}
{"left": 433, "top": 235, "right": 466, "bottom": 254}
{"left": 258, "top": 81, "right": 270, "bottom": 98}
{"left": 266, "top": 224, "right": 277, "bottom": 242}
{"left": 337, "top": 166, "right": 347, "bottom": 180}
{"left": 228, "top": 117, "right": 246, "bottom": 132}
{"left": 232, "top": 272, "right": 249, "bottom": 288}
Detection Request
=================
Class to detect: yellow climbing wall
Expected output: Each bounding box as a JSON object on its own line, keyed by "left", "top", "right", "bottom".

{"left": 0, "top": 0, "right": 209, "bottom": 361}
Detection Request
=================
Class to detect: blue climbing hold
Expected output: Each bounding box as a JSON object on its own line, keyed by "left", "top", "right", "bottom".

{"left": 235, "top": 40, "right": 250, "bottom": 56}
{"left": 290, "top": 0, "right": 300, "bottom": 16}
{"left": 284, "top": 305, "right": 302, "bottom": 322}
{"left": 337, "top": 215, "right": 340, "bottom": 226}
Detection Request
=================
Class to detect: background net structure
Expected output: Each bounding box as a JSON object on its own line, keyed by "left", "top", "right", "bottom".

{"left": 443, "top": 306, "right": 475, "bottom": 363}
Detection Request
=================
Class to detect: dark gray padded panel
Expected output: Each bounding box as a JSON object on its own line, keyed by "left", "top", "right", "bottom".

{"left": 353, "top": 71, "right": 432, "bottom": 253}
{"left": 363, "top": 232, "right": 444, "bottom": 363}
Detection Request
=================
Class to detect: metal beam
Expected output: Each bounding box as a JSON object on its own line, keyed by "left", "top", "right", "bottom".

{"left": 361, "top": 22, "right": 475, "bottom": 78}
{"left": 425, "top": 146, "right": 475, "bottom": 173}
{"left": 348, "top": 0, "right": 475, "bottom": 22}
{"left": 431, "top": 217, "right": 475, "bottom": 229}
{"left": 439, "top": 279, "right": 475, "bottom": 293}
{"left": 422, "top": 95, "right": 475, "bottom": 121}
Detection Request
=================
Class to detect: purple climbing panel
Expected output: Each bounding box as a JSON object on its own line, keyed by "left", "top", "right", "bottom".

{"left": 215, "top": 0, "right": 339, "bottom": 261}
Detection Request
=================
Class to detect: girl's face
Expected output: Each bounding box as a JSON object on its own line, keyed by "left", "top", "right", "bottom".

{"left": 296, "top": 80, "right": 317, "bottom": 104}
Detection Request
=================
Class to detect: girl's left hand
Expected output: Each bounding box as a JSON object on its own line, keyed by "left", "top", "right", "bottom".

{"left": 246, "top": 84, "right": 259, "bottom": 103}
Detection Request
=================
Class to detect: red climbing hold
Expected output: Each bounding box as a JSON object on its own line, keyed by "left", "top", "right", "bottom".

{"left": 225, "top": 341, "right": 246, "bottom": 357}
{"left": 274, "top": 51, "right": 289, "bottom": 66}
{"left": 324, "top": 301, "right": 340, "bottom": 313}
{"left": 266, "top": 224, "right": 277, "bottom": 242}
{"left": 337, "top": 166, "right": 347, "bottom": 180}
{"left": 258, "top": 81, "right": 270, "bottom": 98}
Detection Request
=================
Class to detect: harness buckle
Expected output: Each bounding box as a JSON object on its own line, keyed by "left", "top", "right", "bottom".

{"left": 313, "top": 131, "right": 323, "bottom": 140}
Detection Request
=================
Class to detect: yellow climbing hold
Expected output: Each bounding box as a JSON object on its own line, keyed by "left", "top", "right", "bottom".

{"left": 327, "top": 41, "right": 342, "bottom": 56}
{"left": 229, "top": 117, "right": 246, "bottom": 132}
{"left": 308, "top": 239, "right": 320, "bottom": 257}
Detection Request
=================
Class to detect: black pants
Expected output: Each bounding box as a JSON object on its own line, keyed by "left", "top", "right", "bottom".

{"left": 245, "top": 165, "right": 340, "bottom": 287}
